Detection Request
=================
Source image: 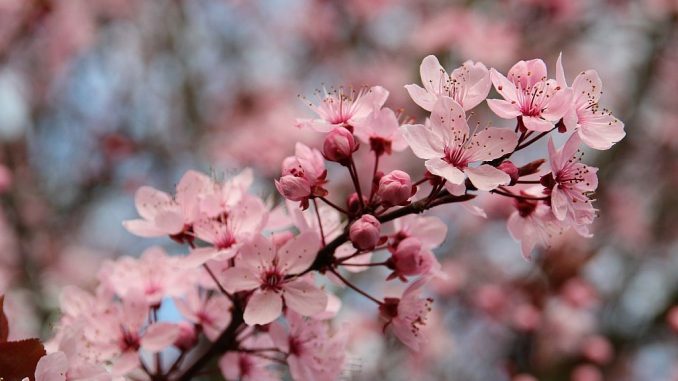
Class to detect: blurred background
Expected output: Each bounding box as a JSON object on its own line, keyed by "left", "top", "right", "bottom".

{"left": 0, "top": 0, "right": 676, "bottom": 380}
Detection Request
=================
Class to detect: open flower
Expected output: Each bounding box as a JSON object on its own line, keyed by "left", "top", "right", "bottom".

{"left": 122, "top": 170, "right": 210, "bottom": 240}
{"left": 296, "top": 85, "right": 389, "bottom": 132}
{"left": 405, "top": 55, "right": 491, "bottom": 112}
{"left": 543, "top": 134, "right": 598, "bottom": 232}
{"left": 221, "top": 232, "right": 327, "bottom": 325}
{"left": 402, "top": 96, "right": 518, "bottom": 190}
{"left": 379, "top": 277, "right": 433, "bottom": 351}
{"left": 507, "top": 187, "right": 564, "bottom": 259}
{"left": 556, "top": 54, "right": 625, "bottom": 150}
{"left": 353, "top": 107, "right": 408, "bottom": 155}
{"left": 487, "top": 59, "right": 573, "bottom": 132}
{"left": 269, "top": 311, "right": 346, "bottom": 381}
{"left": 174, "top": 289, "right": 232, "bottom": 341}
{"left": 185, "top": 196, "right": 268, "bottom": 266}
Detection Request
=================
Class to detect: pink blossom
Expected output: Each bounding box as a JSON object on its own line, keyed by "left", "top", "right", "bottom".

{"left": 543, "top": 134, "right": 598, "bottom": 234}
{"left": 322, "top": 126, "right": 358, "bottom": 164}
{"left": 402, "top": 97, "right": 518, "bottom": 190}
{"left": 377, "top": 170, "right": 414, "bottom": 207}
{"left": 221, "top": 232, "right": 327, "bottom": 325}
{"left": 487, "top": 59, "right": 573, "bottom": 132}
{"left": 405, "top": 55, "right": 491, "bottom": 112}
{"left": 275, "top": 143, "right": 328, "bottom": 209}
{"left": 122, "top": 170, "right": 211, "bottom": 240}
{"left": 174, "top": 289, "right": 231, "bottom": 341}
{"left": 81, "top": 293, "right": 179, "bottom": 376}
{"left": 380, "top": 278, "right": 433, "bottom": 351}
{"left": 349, "top": 214, "right": 381, "bottom": 251}
{"left": 296, "top": 86, "right": 389, "bottom": 132}
{"left": 556, "top": 54, "right": 626, "bottom": 150}
{"left": 269, "top": 311, "right": 347, "bottom": 381}
{"left": 186, "top": 196, "right": 268, "bottom": 266}
{"left": 507, "top": 188, "right": 564, "bottom": 259}
{"left": 100, "top": 246, "right": 192, "bottom": 306}
{"left": 198, "top": 168, "right": 255, "bottom": 218}
{"left": 353, "top": 107, "right": 408, "bottom": 155}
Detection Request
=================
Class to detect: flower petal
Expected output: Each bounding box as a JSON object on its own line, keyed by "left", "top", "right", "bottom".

{"left": 244, "top": 290, "right": 283, "bottom": 325}
{"left": 465, "top": 165, "right": 511, "bottom": 191}
{"left": 278, "top": 231, "right": 321, "bottom": 275}
{"left": 141, "top": 323, "right": 181, "bottom": 353}
{"left": 486, "top": 99, "right": 522, "bottom": 119}
{"left": 221, "top": 267, "right": 261, "bottom": 293}
{"left": 283, "top": 280, "right": 328, "bottom": 317}
{"left": 425, "top": 158, "right": 465, "bottom": 184}
{"left": 405, "top": 84, "right": 437, "bottom": 111}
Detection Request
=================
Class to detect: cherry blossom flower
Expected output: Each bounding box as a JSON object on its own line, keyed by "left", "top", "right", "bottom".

{"left": 198, "top": 168, "right": 255, "bottom": 219}
{"left": 506, "top": 187, "right": 564, "bottom": 259}
{"left": 122, "top": 170, "right": 211, "bottom": 241}
{"left": 81, "top": 294, "right": 179, "bottom": 376}
{"left": 99, "top": 246, "right": 192, "bottom": 306}
{"left": 402, "top": 97, "right": 518, "bottom": 190}
{"left": 174, "top": 289, "right": 232, "bottom": 341}
{"left": 353, "top": 107, "right": 408, "bottom": 155}
{"left": 275, "top": 143, "right": 328, "bottom": 209}
{"left": 556, "top": 54, "right": 626, "bottom": 150}
{"left": 487, "top": 59, "right": 573, "bottom": 132}
{"left": 269, "top": 311, "right": 347, "bottom": 381}
{"left": 296, "top": 85, "right": 389, "bottom": 132}
{"left": 379, "top": 277, "right": 433, "bottom": 351}
{"left": 405, "top": 55, "right": 491, "bottom": 112}
{"left": 186, "top": 196, "right": 268, "bottom": 266}
{"left": 543, "top": 134, "right": 598, "bottom": 234}
{"left": 221, "top": 232, "right": 327, "bottom": 325}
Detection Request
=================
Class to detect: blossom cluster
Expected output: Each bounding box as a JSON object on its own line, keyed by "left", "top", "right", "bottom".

{"left": 7, "top": 53, "right": 624, "bottom": 381}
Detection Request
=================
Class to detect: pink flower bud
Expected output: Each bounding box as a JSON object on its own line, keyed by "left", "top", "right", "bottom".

{"left": 323, "top": 127, "right": 357, "bottom": 164}
{"left": 349, "top": 214, "right": 381, "bottom": 250}
{"left": 390, "top": 237, "right": 432, "bottom": 277}
{"left": 174, "top": 322, "right": 197, "bottom": 351}
{"left": 275, "top": 175, "right": 311, "bottom": 201}
{"left": 498, "top": 160, "right": 519, "bottom": 185}
{"left": 378, "top": 170, "right": 413, "bottom": 206}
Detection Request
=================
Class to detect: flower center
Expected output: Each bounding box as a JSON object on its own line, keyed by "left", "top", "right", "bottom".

{"left": 443, "top": 145, "right": 469, "bottom": 168}
{"left": 261, "top": 269, "right": 283, "bottom": 291}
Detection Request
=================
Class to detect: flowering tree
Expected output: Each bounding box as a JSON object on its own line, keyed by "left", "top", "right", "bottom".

{"left": 0, "top": 52, "right": 627, "bottom": 381}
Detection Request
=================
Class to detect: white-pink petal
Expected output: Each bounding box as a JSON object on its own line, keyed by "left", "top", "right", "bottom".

{"left": 404, "top": 84, "right": 437, "bottom": 111}
{"left": 486, "top": 99, "right": 522, "bottom": 119}
{"left": 425, "top": 158, "right": 465, "bottom": 184}
{"left": 283, "top": 280, "right": 328, "bottom": 317}
{"left": 465, "top": 165, "right": 511, "bottom": 191}
{"left": 141, "top": 323, "right": 181, "bottom": 353}
{"left": 278, "top": 231, "right": 320, "bottom": 274}
{"left": 244, "top": 290, "right": 283, "bottom": 325}
{"left": 221, "top": 267, "right": 261, "bottom": 293}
